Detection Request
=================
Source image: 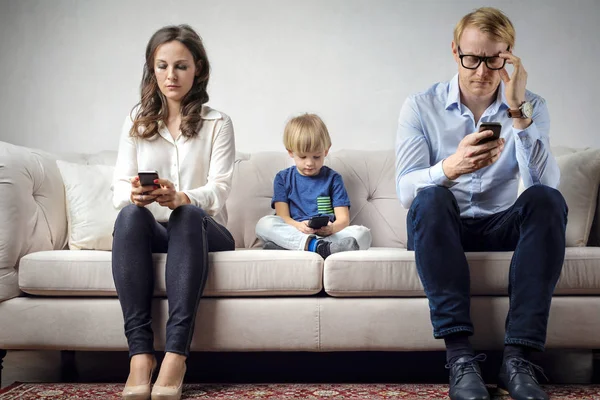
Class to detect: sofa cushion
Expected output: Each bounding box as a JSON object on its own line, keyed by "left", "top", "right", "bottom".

{"left": 18, "top": 249, "right": 323, "bottom": 297}
{"left": 226, "top": 152, "right": 292, "bottom": 248}
{"left": 317, "top": 296, "right": 600, "bottom": 350}
{"left": 0, "top": 297, "right": 322, "bottom": 351}
{"left": 323, "top": 247, "right": 600, "bottom": 296}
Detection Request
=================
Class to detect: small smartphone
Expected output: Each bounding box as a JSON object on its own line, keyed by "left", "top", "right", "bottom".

{"left": 307, "top": 216, "right": 330, "bottom": 229}
{"left": 478, "top": 122, "right": 502, "bottom": 144}
{"left": 138, "top": 170, "right": 159, "bottom": 191}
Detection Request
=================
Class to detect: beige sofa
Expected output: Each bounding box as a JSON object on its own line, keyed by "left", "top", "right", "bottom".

{"left": 1, "top": 140, "right": 600, "bottom": 384}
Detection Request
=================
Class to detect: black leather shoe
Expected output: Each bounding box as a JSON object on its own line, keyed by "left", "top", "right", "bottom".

{"left": 446, "top": 354, "right": 490, "bottom": 400}
{"left": 498, "top": 356, "right": 548, "bottom": 400}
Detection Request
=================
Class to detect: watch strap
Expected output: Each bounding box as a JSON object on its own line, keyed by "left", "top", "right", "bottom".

{"left": 507, "top": 108, "right": 524, "bottom": 118}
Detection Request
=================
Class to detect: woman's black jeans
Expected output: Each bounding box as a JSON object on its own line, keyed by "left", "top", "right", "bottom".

{"left": 112, "top": 204, "right": 235, "bottom": 358}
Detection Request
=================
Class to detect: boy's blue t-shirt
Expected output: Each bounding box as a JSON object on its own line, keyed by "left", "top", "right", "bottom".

{"left": 271, "top": 166, "right": 351, "bottom": 222}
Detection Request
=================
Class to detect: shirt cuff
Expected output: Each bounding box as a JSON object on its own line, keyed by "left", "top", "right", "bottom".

{"left": 429, "top": 160, "right": 457, "bottom": 188}
{"left": 112, "top": 182, "right": 134, "bottom": 209}
{"left": 513, "top": 122, "right": 541, "bottom": 150}
{"left": 182, "top": 189, "right": 204, "bottom": 208}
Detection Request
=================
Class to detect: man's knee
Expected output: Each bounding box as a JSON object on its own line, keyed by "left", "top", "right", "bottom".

{"left": 410, "top": 186, "right": 458, "bottom": 218}
{"left": 520, "top": 185, "right": 567, "bottom": 216}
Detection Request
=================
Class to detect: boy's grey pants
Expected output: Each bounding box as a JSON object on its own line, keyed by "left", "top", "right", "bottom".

{"left": 255, "top": 215, "right": 372, "bottom": 251}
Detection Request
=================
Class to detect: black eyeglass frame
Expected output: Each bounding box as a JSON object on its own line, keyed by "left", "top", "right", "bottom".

{"left": 457, "top": 46, "right": 509, "bottom": 70}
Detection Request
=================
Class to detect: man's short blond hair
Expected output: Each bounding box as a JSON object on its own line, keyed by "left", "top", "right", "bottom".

{"left": 283, "top": 113, "right": 332, "bottom": 154}
{"left": 454, "top": 7, "right": 515, "bottom": 49}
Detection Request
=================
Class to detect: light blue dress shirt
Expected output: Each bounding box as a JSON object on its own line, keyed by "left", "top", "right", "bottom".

{"left": 395, "top": 74, "right": 560, "bottom": 218}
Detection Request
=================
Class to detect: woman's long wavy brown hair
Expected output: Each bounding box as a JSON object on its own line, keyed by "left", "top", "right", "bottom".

{"left": 130, "top": 24, "right": 210, "bottom": 139}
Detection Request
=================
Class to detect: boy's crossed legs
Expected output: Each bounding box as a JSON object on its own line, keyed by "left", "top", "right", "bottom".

{"left": 255, "top": 215, "right": 371, "bottom": 258}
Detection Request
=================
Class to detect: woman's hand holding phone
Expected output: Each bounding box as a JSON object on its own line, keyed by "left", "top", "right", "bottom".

{"left": 151, "top": 178, "right": 190, "bottom": 210}
{"left": 131, "top": 172, "right": 190, "bottom": 209}
{"left": 130, "top": 176, "right": 158, "bottom": 207}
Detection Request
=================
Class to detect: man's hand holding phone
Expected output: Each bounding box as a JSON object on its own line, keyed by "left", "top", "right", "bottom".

{"left": 442, "top": 127, "right": 505, "bottom": 180}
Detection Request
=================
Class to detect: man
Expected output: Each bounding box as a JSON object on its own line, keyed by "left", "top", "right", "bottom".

{"left": 395, "top": 7, "right": 567, "bottom": 400}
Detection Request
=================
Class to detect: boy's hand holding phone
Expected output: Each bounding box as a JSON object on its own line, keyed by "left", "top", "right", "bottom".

{"left": 315, "top": 221, "right": 335, "bottom": 237}
{"left": 295, "top": 220, "right": 316, "bottom": 235}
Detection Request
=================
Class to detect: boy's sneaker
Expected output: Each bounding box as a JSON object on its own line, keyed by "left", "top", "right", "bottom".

{"left": 315, "top": 237, "right": 359, "bottom": 259}
{"left": 263, "top": 241, "right": 286, "bottom": 250}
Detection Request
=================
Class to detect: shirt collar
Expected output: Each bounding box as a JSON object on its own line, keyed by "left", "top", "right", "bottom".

{"left": 445, "top": 74, "right": 510, "bottom": 112}
{"left": 156, "top": 105, "right": 222, "bottom": 142}
{"left": 445, "top": 74, "right": 461, "bottom": 110}
{"left": 157, "top": 105, "right": 222, "bottom": 123}
{"left": 496, "top": 81, "right": 509, "bottom": 108}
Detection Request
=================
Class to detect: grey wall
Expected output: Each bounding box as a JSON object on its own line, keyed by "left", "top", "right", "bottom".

{"left": 0, "top": 0, "right": 598, "bottom": 154}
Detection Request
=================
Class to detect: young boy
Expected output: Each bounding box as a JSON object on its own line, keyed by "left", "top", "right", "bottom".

{"left": 255, "top": 113, "right": 371, "bottom": 258}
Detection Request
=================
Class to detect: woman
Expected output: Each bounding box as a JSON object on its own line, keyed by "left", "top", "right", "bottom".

{"left": 112, "top": 24, "right": 235, "bottom": 400}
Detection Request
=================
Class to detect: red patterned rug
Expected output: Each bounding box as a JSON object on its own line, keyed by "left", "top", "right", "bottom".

{"left": 1, "top": 382, "right": 600, "bottom": 399}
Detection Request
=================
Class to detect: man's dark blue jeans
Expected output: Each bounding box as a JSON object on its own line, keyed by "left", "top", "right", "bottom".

{"left": 112, "top": 204, "right": 235, "bottom": 358}
{"left": 406, "top": 185, "right": 567, "bottom": 351}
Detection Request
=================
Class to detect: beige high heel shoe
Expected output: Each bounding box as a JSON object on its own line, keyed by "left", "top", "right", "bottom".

{"left": 151, "top": 364, "right": 186, "bottom": 400}
{"left": 122, "top": 358, "right": 157, "bottom": 400}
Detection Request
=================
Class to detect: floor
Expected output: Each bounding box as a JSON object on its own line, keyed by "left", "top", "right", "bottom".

{"left": 1, "top": 349, "right": 595, "bottom": 389}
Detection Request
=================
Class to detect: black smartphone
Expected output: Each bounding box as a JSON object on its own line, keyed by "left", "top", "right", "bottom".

{"left": 307, "top": 216, "right": 330, "bottom": 229}
{"left": 138, "top": 170, "right": 159, "bottom": 192}
{"left": 478, "top": 122, "right": 502, "bottom": 144}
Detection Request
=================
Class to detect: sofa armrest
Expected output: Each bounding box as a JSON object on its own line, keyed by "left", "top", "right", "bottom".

{"left": 0, "top": 142, "right": 68, "bottom": 301}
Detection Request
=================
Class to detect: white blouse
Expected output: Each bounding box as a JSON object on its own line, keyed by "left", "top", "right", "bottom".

{"left": 112, "top": 105, "right": 235, "bottom": 226}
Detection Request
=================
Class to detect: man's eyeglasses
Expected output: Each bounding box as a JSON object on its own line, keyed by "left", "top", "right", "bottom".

{"left": 457, "top": 46, "right": 508, "bottom": 70}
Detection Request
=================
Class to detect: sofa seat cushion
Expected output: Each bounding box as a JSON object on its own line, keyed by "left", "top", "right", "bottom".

{"left": 19, "top": 249, "right": 323, "bottom": 297}
{"left": 324, "top": 247, "right": 600, "bottom": 297}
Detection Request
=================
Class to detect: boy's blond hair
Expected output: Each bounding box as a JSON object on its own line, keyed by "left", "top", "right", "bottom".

{"left": 284, "top": 113, "right": 332, "bottom": 154}
{"left": 454, "top": 7, "right": 515, "bottom": 49}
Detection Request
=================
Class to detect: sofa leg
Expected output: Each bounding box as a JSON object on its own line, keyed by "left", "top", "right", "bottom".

{"left": 60, "top": 350, "right": 78, "bottom": 382}
{"left": 0, "top": 349, "right": 7, "bottom": 387}
{"left": 594, "top": 349, "right": 600, "bottom": 384}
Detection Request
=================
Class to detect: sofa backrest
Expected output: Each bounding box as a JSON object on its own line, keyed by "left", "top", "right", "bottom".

{"left": 3, "top": 139, "right": 600, "bottom": 253}
{"left": 226, "top": 150, "right": 408, "bottom": 249}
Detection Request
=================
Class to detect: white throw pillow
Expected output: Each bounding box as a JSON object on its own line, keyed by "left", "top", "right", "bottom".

{"left": 56, "top": 160, "right": 118, "bottom": 250}
{"left": 556, "top": 149, "right": 600, "bottom": 246}
{"left": 519, "top": 149, "right": 600, "bottom": 246}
